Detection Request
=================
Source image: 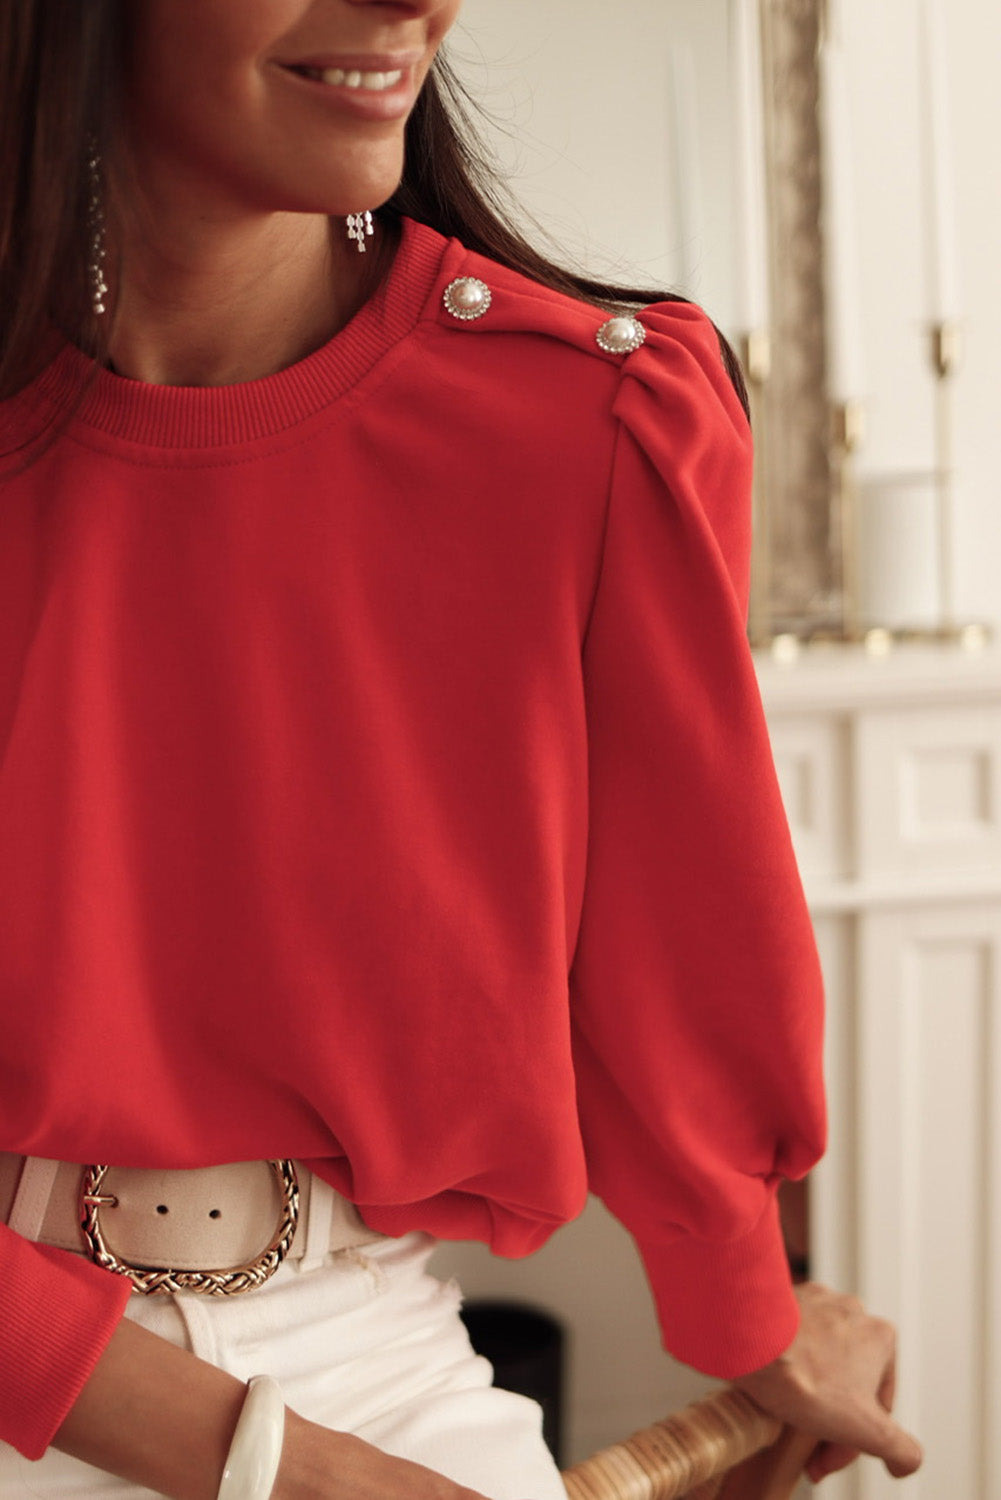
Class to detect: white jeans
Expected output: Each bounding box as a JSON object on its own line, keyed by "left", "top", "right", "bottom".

{"left": 0, "top": 1233, "right": 566, "bottom": 1500}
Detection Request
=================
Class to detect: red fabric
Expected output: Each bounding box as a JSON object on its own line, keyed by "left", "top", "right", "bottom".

{"left": 0, "top": 218, "right": 825, "bottom": 1457}
{"left": 0, "top": 1231, "right": 132, "bottom": 1461}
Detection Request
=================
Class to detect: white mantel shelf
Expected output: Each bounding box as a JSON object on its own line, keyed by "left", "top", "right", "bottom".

{"left": 755, "top": 639, "right": 1001, "bottom": 1500}
{"left": 754, "top": 638, "right": 1001, "bottom": 710}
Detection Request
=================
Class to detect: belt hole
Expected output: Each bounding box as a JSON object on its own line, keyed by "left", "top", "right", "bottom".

{"left": 209, "top": 1208, "right": 222, "bottom": 1219}
{"left": 156, "top": 1204, "right": 169, "bottom": 1215}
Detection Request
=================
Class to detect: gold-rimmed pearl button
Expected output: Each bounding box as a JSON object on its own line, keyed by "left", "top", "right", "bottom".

{"left": 443, "top": 277, "right": 493, "bottom": 321}
{"left": 596, "top": 315, "right": 647, "bottom": 355}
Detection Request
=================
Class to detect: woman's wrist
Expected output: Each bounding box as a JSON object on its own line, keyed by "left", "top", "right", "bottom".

{"left": 54, "top": 1316, "right": 249, "bottom": 1500}
{"left": 218, "top": 1376, "right": 285, "bottom": 1500}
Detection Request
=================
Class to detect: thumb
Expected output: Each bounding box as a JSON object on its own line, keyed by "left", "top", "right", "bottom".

{"left": 862, "top": 1407, "right": 923, "bottom": 1478}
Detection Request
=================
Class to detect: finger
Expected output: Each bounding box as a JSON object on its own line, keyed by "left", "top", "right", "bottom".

{"left": 884, "top": 1432, "right": 924, "bottom": 1480}
{"left": 810, "top": 1394, "right": 922, "bottom": 1479}
{"left": 806, "top": 1442, "right": 861, "bottom": 1483}
{"left": 867, "top": 1410, "right": 923, "bottom": 1478}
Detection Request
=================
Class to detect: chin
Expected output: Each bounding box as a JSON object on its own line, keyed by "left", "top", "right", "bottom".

{"left": 257, "top": 176, "right": 399, "bottom": 218}
{"left": 311, "top": 138, "right": 406, "bottom": 217}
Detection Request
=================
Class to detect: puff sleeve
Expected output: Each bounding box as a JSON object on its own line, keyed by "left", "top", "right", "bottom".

{"left": 570, "top": 303, "right": 826, "bottom": 1378}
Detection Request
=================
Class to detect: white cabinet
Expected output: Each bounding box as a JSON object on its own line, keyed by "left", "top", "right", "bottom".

{"left": 758, "top": 644, "right": 1001, "bottom": 1500}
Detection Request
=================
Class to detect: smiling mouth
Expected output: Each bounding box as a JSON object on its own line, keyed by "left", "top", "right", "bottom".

{"left": 288, "top": 66, "right": 406, "bottom": 91}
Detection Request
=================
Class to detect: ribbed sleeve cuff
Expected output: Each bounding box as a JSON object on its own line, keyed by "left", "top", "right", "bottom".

{"left": 0, "top": 1231, "right": 132, "bottom": 1460}
{"left": 636, "top": 1193, "right": 800, "bottom": 1379}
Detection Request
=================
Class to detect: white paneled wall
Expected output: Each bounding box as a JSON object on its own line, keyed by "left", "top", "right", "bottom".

{"left": 764, "top": 645, "right": 1001, "bottom": 1500}
{"left": 856, "top": 904, "right": 1001, "bottom": 1500}
{"left": 839, "top": 0, "right": 1001, "bottom": 631}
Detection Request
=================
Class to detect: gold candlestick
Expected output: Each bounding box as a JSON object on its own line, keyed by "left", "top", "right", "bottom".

{"left": 931, "top": 319, "right": 960, "bottom": 631}
{"left": 743, "top": 328, "right": 773, "bottom": 648}
{"left": 831, "top": 397, "right": 866, "bottom": 641}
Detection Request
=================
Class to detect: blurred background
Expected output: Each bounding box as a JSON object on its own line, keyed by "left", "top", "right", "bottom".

{"left": 432, "top": 4, "right": 1001, "bottom": 1497}
{"left": 447, "top": 0, "right": 999, "bottom": 640}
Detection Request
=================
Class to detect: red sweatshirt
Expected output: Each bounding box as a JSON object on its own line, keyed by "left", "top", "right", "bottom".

{"left": 0, "top": 217, "right": 825, "bottom": 1459}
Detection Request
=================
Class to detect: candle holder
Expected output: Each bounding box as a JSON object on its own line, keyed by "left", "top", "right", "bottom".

{"left": 830, "top": 396, "right": 866, "bottom": 642}
{"left": 810, "top": 331, "right": 992, "bottom": 657}
{"left": 846, "top": 322, "right": 991, "bottom": 652}
{"left": 930, "top": 318, "right": 960, "bottom": 631}
{"left": 743, "top": 328, "right": 774, "bottom": 648}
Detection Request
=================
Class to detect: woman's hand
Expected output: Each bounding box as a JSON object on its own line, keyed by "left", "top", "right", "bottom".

{"left": 732, "top": 1282, "right": 923, "bottom": 1485}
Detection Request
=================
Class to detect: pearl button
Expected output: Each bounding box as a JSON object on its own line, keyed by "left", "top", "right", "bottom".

{"left": 596, "top": 315, "right": 647, "bottom": 355}
{"left": 443, "top": 277, "right": 492, "bottom": 321}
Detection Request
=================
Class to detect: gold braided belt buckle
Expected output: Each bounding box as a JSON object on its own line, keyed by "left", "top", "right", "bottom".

{"left": 80, "top": 1159, "right": 300, "bottom": 1296}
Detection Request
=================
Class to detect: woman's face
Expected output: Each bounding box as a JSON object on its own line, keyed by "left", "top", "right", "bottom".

{"left": 121, "top": 0, "right": 463, "bottom": 219}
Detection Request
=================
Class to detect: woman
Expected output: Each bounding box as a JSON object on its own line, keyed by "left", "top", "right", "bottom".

{"left": 0, "top": 2, "right": 922, "bottom": 1497}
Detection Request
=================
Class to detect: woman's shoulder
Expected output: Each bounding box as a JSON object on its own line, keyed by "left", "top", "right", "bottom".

{"left": 403, "top": 219, "right": 753, "bottom": 576}
{"left": 405, "top": 218, "right": 738, "bottom": 406}
{"left": 429, "top": 224, "right": 750, "bottom": 470}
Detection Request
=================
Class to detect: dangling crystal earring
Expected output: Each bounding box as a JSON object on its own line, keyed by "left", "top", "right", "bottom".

{"left": 346, "top": 211, "right": 375, "bottom": 253}
{"left": 86, "top": 139, "right": 109, "bottom": 316}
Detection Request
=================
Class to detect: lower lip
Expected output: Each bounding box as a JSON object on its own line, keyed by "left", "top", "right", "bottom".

{"left": 278, "top": 64, "right": 418, "bottom": 121}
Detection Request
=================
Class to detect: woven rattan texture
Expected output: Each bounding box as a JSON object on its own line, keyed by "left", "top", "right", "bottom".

{"left": 562, "top": 1387, "right": 810, "bottom": 1500}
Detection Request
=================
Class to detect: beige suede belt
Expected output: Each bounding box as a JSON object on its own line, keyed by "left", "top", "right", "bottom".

{"left": 0, "top": 1153, "right": 385, "bottom": 1295}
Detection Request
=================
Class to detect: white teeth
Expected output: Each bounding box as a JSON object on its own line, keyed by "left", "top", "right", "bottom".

{"left": 315, "top": 66, "right": 403, "bottom": 91}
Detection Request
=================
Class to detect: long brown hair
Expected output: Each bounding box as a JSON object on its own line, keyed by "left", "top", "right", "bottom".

{"left": 0, "top": 2, "right": 747, "bottom": 412}
{"left": 0, "top": 0, "right": 121, "bottom": 399}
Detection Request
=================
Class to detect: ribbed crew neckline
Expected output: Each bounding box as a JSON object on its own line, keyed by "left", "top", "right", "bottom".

{"left": 31, "top": 217, "right": 453, "bottom": 450}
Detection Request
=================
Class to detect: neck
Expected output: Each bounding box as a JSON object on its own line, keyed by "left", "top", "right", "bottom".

{"left": 105, "top": 208, "right": 383, "bottom": 387}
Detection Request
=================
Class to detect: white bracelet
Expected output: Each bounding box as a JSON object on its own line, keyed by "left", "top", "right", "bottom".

{"left": 217, "top": 1375, "right": 286, "bottom": 1500}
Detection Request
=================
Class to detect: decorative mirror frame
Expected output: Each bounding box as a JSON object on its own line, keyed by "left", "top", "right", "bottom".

{"left": 760, "top": 0, "right": 834, "bottom": 635}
